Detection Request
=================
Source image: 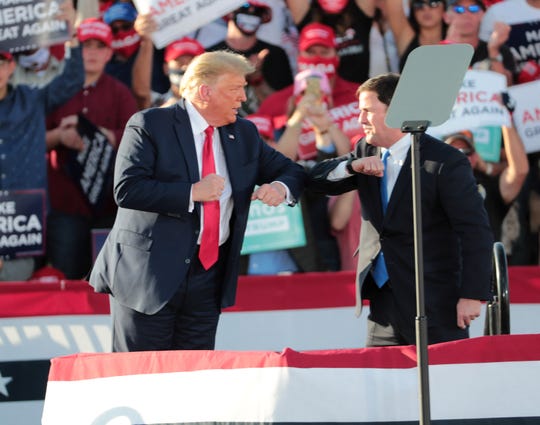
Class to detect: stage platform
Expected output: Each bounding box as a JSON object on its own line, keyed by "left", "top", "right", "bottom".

{"left": 1, "top": 268, "right": 539, "bottom": 424}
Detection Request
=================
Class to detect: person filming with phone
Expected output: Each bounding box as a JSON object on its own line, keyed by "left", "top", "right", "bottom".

{"left": 278, "top": 70, "right": 353, "bottom": 161}
{"left": 258, "top": 22, "right": 362, "bottom": 153}
{"left": 273, "top": 68, "right": 356, "bottom": 272}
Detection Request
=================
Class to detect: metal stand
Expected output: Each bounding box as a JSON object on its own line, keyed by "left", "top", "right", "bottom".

{"left": 385, "top": 43, "right": 474, "bottom": 425}
{"left": 401, "top": 120, "right": 431, "bottom": 425}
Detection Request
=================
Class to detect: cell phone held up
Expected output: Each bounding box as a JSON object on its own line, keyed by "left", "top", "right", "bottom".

{"left": 304, "top": 76, "right": 322, "bottom": 103}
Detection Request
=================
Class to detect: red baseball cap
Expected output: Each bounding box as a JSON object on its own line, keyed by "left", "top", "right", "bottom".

{"left": 299, "top": 23, "right": 336, "bottom": 51}
{"left": 0, "top": 51, "right": 13, "bottom": 61}
{"left": 77, "top": 18, "right": 113, "bottom": 47}
{"left": 164, "top": 37, "right": 205, "bottom": 63}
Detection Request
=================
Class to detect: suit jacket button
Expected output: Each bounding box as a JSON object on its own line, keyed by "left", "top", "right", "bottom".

{"left": 185, "top": 258, "right": 191, "bottom": 264}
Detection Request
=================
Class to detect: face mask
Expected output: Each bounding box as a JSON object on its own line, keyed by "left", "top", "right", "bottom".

{"left": 111, "top": 29, "right": 141, "bottom": 59}
{"left": 318, "top": 0, "right": 348, "bottom": 14}
{"left": 168, "top": 69, "right": 185, "bottom": 87}
{"left": 233, "top": 13, "right": 262, "bottom": 36}
{"left": 297, "top": 56, "right": 339, "bottom": 82}
{"left": 17, "top": 47, "right": 50, "bottom": 71}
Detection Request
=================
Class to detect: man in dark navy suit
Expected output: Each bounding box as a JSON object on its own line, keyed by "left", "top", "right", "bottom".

{"left": 309, "top": 73, "right": 493, "bottom": 346}
{"left": 89, "top": 51, "right": 305, "bottom": 352}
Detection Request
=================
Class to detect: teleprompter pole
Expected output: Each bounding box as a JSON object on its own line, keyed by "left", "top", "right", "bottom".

{"left": 402, "top": 120, "right": 431, "bottom": 425}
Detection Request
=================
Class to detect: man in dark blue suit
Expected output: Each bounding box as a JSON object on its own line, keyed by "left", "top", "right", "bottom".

{"left": 309, "top": 73, "right": 493, "bottom": 346}
{"left": 89, "top": 51, "right": 305, "bottom": 352}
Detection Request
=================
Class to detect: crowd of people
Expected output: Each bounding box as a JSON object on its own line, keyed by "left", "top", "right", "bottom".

{"left": 1, "top": 0, "right": 539, "bottom": 346}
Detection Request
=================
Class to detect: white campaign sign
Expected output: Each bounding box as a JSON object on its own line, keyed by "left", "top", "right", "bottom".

{"left": 428, "top": 69, "right": 511, "bottom": 137}
{"left": 508, "top": 80, "right": 540, "bottom": 154}
{"left": 132, "top": 0, "right": 244, "bottom": 49}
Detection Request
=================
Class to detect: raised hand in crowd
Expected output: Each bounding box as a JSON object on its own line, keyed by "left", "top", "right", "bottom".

{"left": 385, "top": 0, "right": 446, "bottom": 70}
{"left": 246, "top": 48, "right": 275, "bottom": 106}
{"left": 132, "top": 12, "right": 158, "bottom": 109}
{"left": 487, "top": 21, "right": 513, "bottom": 84}
{"left": 58, "top": 0, "right": 78, "bottom": 36}
{"left": 282, "top": 91, "right": 351, "bottom": 159}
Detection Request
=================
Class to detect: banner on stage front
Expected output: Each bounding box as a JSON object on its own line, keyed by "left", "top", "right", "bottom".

{"left": 132, "top": 0, "right": 244, "bottom": 49}
{"left": 429, "top": 70, "right": 511, "bottom": 137}
{"left": 508, "top": 80, "right": 540, "bottom": 154}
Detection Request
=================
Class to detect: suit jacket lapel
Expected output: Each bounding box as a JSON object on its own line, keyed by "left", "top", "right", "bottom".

{"left": 173, "top": 101, "right": 199, "bottom": 182}
{"left": 219, "top": 125, "right": 242, "bottom": 203}
{"left": 358, "top": 141, "right": 386, "bottom": 227}
{"left": 173, "top": 101, "right": 201, "bottom": 214}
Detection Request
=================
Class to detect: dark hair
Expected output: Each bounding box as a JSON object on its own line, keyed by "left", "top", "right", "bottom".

{"left": 356, "top": 73, "right": 400, "bottom": 106}
{"left": 408, "top": 0, "right": 448, "bottom": 36}
{"left": 312, "top": 0, "right": 356, "bottom": 31}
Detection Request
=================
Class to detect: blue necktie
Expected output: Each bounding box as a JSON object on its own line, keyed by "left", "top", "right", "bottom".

{"left": 372, "top": 150, "right": 390, "bottom": 288}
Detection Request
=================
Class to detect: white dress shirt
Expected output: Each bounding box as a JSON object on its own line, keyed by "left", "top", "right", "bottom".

{"left": 185, "top": 99, "right": 233, "bottom": 246}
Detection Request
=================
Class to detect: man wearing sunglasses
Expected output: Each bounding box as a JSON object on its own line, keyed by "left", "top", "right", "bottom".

{"left": 443, "top": 0, "right": 517, "bottom": 85}
{"left": 206, "top": 1, "right": 293, "bottom": 116}
{"left": 102, "top": 2, "right": 168, "bottom": 97}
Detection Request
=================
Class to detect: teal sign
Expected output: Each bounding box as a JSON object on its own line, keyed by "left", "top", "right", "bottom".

{"left": 241, "top": 201, "right": 306, "bottom": 255}
{"left": 472, "top": 126, "right": 502, "bottom": 162}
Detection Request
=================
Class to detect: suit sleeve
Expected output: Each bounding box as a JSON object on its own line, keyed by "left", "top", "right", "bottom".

{"left": 42, "top": 46, "right": 84, "bottom": 113}
{"left": 438, "top": 152, "right": 494, "bottom": 300}
{"left": 113, "top": 110, "right": 193, "bottom": 216}
{"left": 255, "top": 131, "right": 306, "bottom": 203}
{"left": 308, "top": 153, "right": 360, "bottom": 196}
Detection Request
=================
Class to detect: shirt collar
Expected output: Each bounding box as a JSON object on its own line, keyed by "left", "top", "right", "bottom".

{"left": 184, "top": 98, "right": 210, "bottom": 136}
{"left": 385, "top": 133, "right": 411, "bottom": 162}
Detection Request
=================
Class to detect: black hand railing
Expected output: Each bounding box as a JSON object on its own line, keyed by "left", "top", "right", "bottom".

{"left": 484, "top": 242, "right": 511, "bottom": 335}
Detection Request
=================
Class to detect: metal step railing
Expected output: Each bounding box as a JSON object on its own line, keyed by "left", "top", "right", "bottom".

{"left": 484, "top": 242, "right": 511, "bottom": 335}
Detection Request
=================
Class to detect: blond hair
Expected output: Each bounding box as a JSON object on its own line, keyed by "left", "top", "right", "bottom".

{"left": 180, "top": 50, "right": 255, "bottom": 99}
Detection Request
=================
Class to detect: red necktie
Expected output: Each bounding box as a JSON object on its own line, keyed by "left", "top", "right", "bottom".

{"left": 199, "top": 126, "right": 220, "bottom": 269}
